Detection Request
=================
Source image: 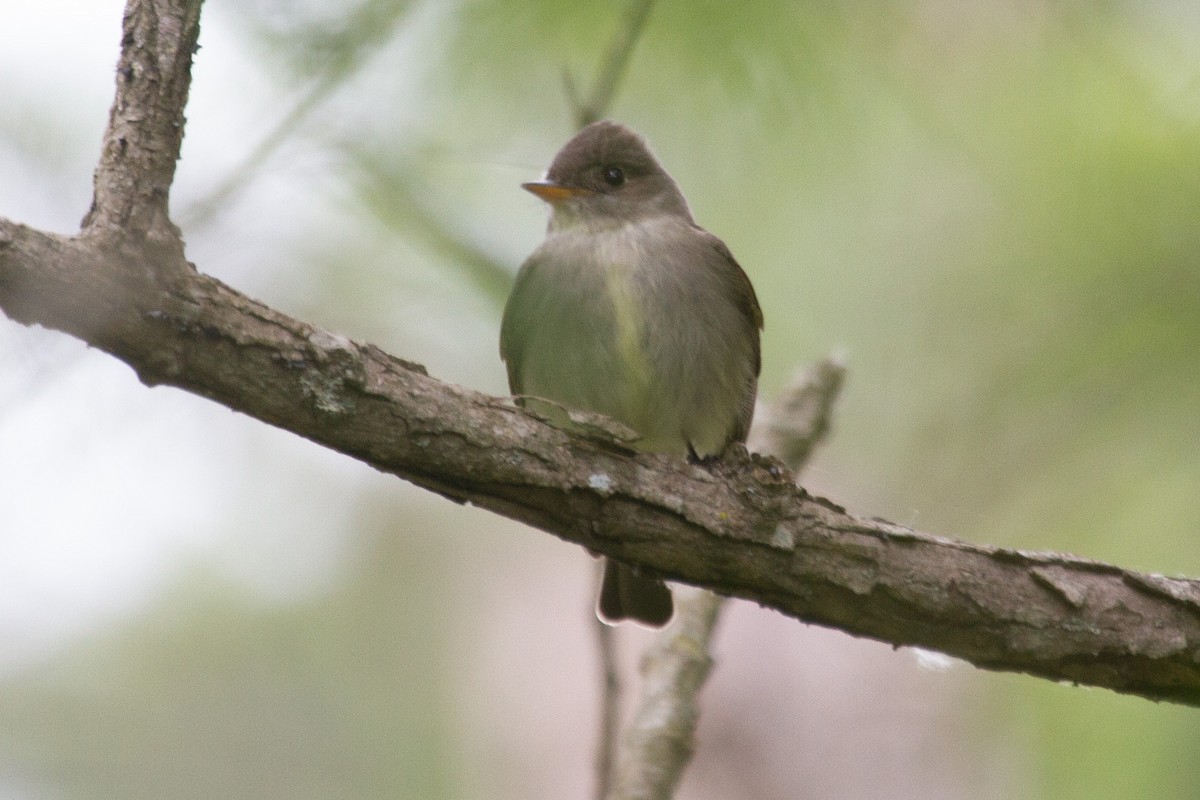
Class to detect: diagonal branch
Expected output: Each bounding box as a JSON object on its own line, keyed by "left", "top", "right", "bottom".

{"left": 1, "top": 219, "right": 1198, "bottom": 707}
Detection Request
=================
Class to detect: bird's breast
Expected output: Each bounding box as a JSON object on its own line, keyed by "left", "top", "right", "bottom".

{"left": 505, "top": 216, "right": 751, "bottom": 456}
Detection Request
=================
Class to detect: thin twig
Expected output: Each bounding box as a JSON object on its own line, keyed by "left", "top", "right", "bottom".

{"left": 348, "top": 151, "right": 517, "bottom": 304}
{"left": 607, "top": 588, "right": 723, "bottom": 800}
{"left": 178, "top": 3, "right": 411, "bottom": 230}
{"left": 571, "top": 0, "right": 658, "bottom": 128}
{"left": 179, "top": 73, "right": 339, "bottom": 229}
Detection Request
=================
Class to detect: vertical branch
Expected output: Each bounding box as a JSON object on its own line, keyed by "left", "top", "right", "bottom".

{"left": 83, "top": 0, "right": 203, "bottom": 253}
{"left": 607, "top": 356, "right": 848, "bottom": 800}
{"left": 608, "top": 588, "right": 723, "bottom": 800}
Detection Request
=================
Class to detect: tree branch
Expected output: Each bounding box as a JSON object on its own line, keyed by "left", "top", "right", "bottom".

{"left": 3, "top": 0, "right": 1200, "bottom": 712}
{"left": 83, "top": 0, "right": 201, "bottom": 253}
{"left": 2, "top": 218, "right": 1199, "bottom": 707}
{"left": 610, "top": 587, "right": 723, "bottom": 800}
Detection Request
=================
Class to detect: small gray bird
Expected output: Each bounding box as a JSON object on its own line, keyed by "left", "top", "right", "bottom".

{"left": 501, "top": 121, "right": 762, "bottom": 626}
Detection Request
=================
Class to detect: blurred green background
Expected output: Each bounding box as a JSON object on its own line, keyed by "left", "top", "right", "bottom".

{"left": 2, "top": 1, "right": 1199, "bottom": 798}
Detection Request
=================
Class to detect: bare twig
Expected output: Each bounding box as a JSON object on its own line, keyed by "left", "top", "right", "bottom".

{"left": 609, "top": 587, "right": 723, "bottom": 800}
{"left": 178, "top": 1, "right": 412, "bottom": 230}
{"left": 83, "top": 0, "right": 202, "bottom": 255}
{"left": 178, "top": 73, "right": 337, "bottom": 230}
{"left": 570, "top": 0, "right": 657, "bottom": 127}
{"left": 757, "top": 354, "right": 848, "bottom": 468}
{"left": 177, "top": 3, "right": 520, "bottom": 307}
{"left": 350, "top": 152, "right": 517, "bottom": 304}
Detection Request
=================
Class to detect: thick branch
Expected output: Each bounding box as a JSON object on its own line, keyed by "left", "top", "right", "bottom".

{"left": 2, "top": 221, "right": 1199, "bottom": 706}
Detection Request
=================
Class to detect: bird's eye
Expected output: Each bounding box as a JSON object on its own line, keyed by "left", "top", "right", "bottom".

{"left": 602, "top": 166, "right": 625, "bottom": 187}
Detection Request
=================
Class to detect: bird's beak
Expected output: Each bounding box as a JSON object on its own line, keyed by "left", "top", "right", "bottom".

{"left": 522, "top": 180, "right": 592, "bottom": 203}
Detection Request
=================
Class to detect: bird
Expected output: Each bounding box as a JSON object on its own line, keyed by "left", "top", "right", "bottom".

{"left": 500, "top": 120, "right": 762, "bottom": 626}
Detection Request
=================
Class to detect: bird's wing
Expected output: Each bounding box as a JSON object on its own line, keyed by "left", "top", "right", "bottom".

{"left": 499, "top": 256, "right": 540, "bottom": 397}
{"left": 700, "top": 229, "right": 764, "bottom": 443}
